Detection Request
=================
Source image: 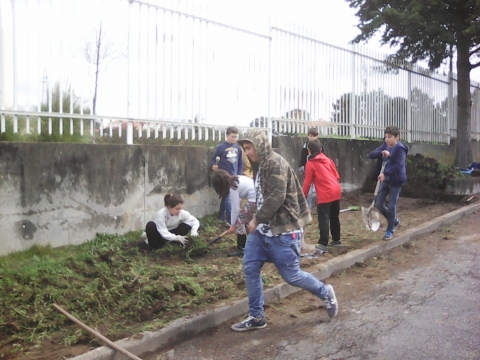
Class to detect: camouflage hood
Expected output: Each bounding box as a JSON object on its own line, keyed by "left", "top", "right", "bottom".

{"left": 238, "top": 129, "right": 311, "bottom": 235}
{"left": 238, "top": 129, "right": 272, "bottom": 168}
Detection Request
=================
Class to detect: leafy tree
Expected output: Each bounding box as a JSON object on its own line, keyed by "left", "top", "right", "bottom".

{"left": 346, "top": 0, "right": 480, "bottom": 166}
{"left": 330, "top": 90, "right": 408, "bottom": 137}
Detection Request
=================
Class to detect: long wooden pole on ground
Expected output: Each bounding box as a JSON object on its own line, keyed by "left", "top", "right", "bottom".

{"left": 53, "top": 303, "right": 143, "bottom": 360}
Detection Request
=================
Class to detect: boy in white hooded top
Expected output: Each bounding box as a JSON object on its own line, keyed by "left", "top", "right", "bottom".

{"left": 145, "top": 193, "right": 200, "bottom": 249}
{"left": 212, "top": 169, "right": 257, "bottom": 257}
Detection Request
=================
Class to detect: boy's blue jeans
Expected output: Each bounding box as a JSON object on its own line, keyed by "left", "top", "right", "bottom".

{"left": 218, "top": 194, "right": 231, "bottom": 223}
{"left": 243, "top": 230, "right": 328, "bottom": 318}
{"left": 375, "top": 182, "right": 402, "bottom": 232}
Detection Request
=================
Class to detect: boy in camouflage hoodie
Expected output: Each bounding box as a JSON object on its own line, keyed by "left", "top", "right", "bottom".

{"left": 231, "top": 130, "right": 339, "bottom": 332}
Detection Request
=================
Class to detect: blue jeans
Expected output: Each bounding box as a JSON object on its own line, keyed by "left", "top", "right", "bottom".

{"left": 375, "top": 182, "right": 402, "bottom": 232}
{"left": 243, "top": 230, "right": 328, "bottom": 318}
{"left": 218, "top": 194, "right": 231, "bottom": 223}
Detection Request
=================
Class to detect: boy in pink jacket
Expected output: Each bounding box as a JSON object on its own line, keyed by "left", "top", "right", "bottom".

{"left": 302, "top": 139, "right": 342, "bottom": 254}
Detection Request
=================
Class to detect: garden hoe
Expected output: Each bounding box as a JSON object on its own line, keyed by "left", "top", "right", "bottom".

{"left": 361, "top": 160, "right": 387, "bottom": 232}
{"left": 208, "top": 229, "right": 230, "bottom": 246}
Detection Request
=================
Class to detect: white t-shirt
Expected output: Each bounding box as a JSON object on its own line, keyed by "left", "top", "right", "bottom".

{"left": 230, "top": 175, "right": 256, "bottom": 225}
{"left": 154, "top": 207, "right": 200, "bottom": 241}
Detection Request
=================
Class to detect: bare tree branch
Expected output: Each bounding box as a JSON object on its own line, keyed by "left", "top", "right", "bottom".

{"left": 84, "top": 21, "right": 126, "bottom": 117}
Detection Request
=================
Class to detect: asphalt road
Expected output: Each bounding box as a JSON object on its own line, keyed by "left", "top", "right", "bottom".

{"left": 153, "top": 226, "right": 480, "bottom": 360}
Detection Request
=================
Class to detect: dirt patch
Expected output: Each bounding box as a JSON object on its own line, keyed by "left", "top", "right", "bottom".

{"left": 165, "top": 211, "right": 480, "bottom": 360}
{"left": 0, "top": 155, "right": 471, "bottom": 360}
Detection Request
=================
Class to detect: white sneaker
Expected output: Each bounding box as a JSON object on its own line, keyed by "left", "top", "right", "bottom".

{"left": 140, "top": 231, "right": 148, "bottom": 244}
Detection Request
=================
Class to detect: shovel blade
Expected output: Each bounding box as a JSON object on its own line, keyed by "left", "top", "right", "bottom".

{"left": 361, "top": 205, "right": 381, "bottom": 232}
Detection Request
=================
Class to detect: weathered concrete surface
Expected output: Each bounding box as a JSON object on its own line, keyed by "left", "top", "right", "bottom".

{"left": 0, "top": 142, "right": 217, "bottom": 255}
{"left": 409, "top": 139, "right": 480, "bottom": 165}
{"left": 2, "top": 137, "right": 480, "bottom": 255}
{"left": 445, "top": 176, "right": 480, "bottom": 195}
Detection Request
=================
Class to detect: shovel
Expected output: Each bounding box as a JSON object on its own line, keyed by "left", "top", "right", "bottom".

{"left": 208, "top": 229, "right": 230, "bottom": 246}
{"left": 361, "top": 160, "right": 387, "bottom": 232}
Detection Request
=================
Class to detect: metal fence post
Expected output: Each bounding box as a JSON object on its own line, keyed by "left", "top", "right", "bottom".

{"left": 350, "top": 43, "right": 356, "bottom": 139}
{"left": 126, "top": 121, "right": 133, "bottom": 144}
{"left": 407, "top": 70, "right": 412, "bottom": 143}
{"left": 127, "top": 0, "right": 132, "bottom": 145}
{"left": 447, "top": 71, "right": 453, "bottom": 144}
{"left": 0, "top": 2, "right": 4, "bottom": 133}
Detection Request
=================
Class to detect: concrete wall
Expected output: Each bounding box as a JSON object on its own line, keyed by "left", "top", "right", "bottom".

{"left": 2, "top": 137, "right": 479, "bottom": 256}
{"left": 0, "top": 142, "right": 217, "bottom": 255}
{"left": 408, "top": 140, "right": 480, "bottom": 165}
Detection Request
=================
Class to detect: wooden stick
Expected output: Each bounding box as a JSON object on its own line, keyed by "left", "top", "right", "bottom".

{"left": 207, "top": 229, "right": 230, "bottom": 246}
{"left": 53, "top": 303, "right": 142, "bottom": 360}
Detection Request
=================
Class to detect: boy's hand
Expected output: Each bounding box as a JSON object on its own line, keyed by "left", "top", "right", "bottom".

{"left": 378, "top": 173, "right": 385, "bottom": 183}
{"left": 212, "top": 164, "right": 219, "bottom": 171}
{"left": 226, "top": 225, "right": 236, "bottom": 234}
{"left": 248, "top": 219, "right": 257, "bottom": 233}
{"left": 381, "top": 150, "right": 390, "bottom": 157}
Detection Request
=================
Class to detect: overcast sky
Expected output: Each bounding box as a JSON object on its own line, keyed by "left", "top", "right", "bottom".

{"left": 1, "top": 0, "right": 478, "bottom": 125}
{"left": 199, "top": 0, "right": 480, "bottom": 81}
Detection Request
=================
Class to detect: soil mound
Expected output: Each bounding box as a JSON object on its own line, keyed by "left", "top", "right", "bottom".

{"left": 363, "top": 154, "right": 464, "bottom": 200}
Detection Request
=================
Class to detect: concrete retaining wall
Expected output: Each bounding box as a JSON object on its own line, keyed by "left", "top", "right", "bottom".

{"left": 0, "top": 143, "right": 217, "bottom": 255}
{"left": 1, "top": 137, "right": 480, "bottom": 256}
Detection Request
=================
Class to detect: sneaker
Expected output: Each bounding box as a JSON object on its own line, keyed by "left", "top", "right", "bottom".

{"left": 329, "top": 240, "right": 343, "bottom": 247}
{"left": 322, "top": 284, "right": 338, "bottom": 318}
{"left": 231, "top": 315, "right": 267, "bottom": 332}
{"left": 315, "top": 244, "right": 328, "bottom": 255}
{"left": 227, "top": 249, "right": 244, "bottom": 257}
{"left": 392, "top": 219, "right": 400, "bottom": 232}
{"left": 383, "top": 231, "right": 394, "bottom": 241}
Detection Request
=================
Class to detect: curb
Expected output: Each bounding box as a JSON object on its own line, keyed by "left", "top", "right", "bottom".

{"left": 70, "top": 202, "right": 480, "bottom": 360}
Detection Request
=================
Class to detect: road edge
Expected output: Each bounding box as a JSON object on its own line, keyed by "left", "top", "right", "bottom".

{"left": 70, "top": 202, "right": 480, "bottom": 360}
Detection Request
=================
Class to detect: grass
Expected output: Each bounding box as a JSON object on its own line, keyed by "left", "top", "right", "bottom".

{"left": 0, "top": 213, "right": 270, "bottom": 358}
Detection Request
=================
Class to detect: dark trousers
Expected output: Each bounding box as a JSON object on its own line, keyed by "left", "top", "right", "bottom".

{"left": 145, "top": 221, "right": 192, "bottom": 249}
{"left": 316, "top": 200, "right": 341, "bottom": 246}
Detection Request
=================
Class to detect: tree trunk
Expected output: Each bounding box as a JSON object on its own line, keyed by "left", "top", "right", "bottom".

{"left": 453, "top": 38, "right": 473, "bottom": 167}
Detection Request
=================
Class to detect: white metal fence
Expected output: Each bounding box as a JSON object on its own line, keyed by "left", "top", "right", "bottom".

{"left": 1, "top": 0, "right": 479, "bottom": 144}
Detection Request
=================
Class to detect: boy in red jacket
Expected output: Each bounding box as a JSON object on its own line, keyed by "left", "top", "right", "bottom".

{"left": 303, "top": 139, "right": 342, "bottom": 254}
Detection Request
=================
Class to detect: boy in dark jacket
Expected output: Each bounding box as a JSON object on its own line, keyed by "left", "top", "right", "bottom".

{"left": 230, "top": 130, "right": 338, "bottom": 332}
{"left": 303, "top": 139, "right": 342, "bottom": 254}
{"left": 368, "top": 126, "right": 408, "bottom": 241}
{"left": 211, "top": 126, "right": 244, "bottom": 224}
{"left": 298, "top": 128, "right": 319, "bottom": 208}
